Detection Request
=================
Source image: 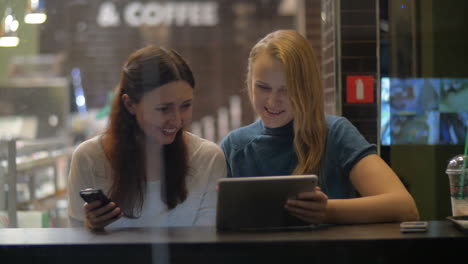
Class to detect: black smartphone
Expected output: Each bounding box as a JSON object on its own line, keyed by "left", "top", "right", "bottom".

{"left": 79, "top": 188, "right": 112, "bottom": 207}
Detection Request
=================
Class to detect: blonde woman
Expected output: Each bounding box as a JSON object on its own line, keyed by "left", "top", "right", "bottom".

{"left": 220, "top": 30, "right": 419, "bottom": 224}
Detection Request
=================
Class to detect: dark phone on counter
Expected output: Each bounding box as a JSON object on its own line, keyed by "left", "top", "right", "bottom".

{"left": 79, "top": 188, "right": 112, "bottom": 207}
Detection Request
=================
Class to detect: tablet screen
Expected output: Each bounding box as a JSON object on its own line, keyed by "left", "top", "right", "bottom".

{"left": 216, "top": 175, "right": 318, "bottom": 231}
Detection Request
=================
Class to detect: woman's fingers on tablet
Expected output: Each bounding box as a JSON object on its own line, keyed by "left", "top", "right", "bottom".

{"left": 287, "top": 208, "right": 326, "bottom": 224}
{"left": 296, "top": 189, "right": 328, "bottom": 201}
{"left": 285, "top": 190, "right": 327, "bottom": 224}
{"left": 286, "top": 198, "right": 326, "bottom": 211}
{"left": 287, "top": 190, "right": 327, "bottom": 208}
{"left": 289, "top": 213, "right": 309, "bottom": 223}
{"left": 285, "top": 204, "right": 314, "bottom": 216}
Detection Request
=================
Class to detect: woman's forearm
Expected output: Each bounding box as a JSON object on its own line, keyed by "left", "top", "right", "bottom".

{"left": 325, "top": 193, "right": 419, "bottom": 224}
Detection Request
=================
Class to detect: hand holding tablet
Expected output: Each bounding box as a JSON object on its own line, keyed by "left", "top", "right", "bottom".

{"left": 284, "top": 187, "right": 328, "bottom": 225}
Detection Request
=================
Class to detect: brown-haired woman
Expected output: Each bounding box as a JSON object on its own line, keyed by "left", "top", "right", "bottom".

{"left": 67, "top": 45, "right": 226, "bottom": 230}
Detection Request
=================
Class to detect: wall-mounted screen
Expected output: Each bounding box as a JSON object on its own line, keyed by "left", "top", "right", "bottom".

{"left": 381, "top": 77, "right": 468, "bottom": 145}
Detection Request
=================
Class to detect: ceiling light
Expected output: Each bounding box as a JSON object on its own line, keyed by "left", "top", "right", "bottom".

{"left": 0, "top": 8, "right": 20, "bottom": 47}
{"left": 24, "top": 0, "right": 47, "bottom": 24}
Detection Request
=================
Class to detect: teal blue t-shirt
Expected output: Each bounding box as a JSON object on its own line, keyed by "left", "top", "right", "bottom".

{"left": 220, "top": 115, "right": 377, "bottom": 199}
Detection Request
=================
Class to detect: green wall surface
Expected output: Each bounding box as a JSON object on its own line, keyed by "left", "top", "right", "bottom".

{"left": 389, "top": 0, "right": 468, "bottom": 220}
{"left": 0, "top": 0, "right": 38, "bottom": 83}
{"left": 432, "top": 0, "right": 468, "bottom": 77}
{"left": 419, "top": 0, "right": 468, "bottom": 77}
{"left": 391, "top": 145, "right": 464, "bottom": 220}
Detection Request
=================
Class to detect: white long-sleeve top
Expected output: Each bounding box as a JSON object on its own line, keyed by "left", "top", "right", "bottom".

{"left": 67, "top": 132, "right": 226, "bottom": 228}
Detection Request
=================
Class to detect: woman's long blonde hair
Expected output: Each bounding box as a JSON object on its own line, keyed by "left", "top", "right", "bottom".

{"left": 246, "top": 30, "right": 327, "bottom": 176}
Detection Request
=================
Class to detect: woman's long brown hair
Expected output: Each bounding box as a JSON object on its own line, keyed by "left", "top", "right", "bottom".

{"left": 104, "top": 45, "right": 195, "bottom": 217}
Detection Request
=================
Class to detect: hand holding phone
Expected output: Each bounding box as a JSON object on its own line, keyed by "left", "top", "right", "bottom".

{"left": 79, "top": 188, "right": 112, "bottom": 207}
{"left": 79, "top": 188, "right": 122, "bottom": 230}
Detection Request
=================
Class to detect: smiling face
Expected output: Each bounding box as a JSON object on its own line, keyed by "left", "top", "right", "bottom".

{"left": 250, "top": 53, "right": 294, "bottom": 128}
{"left": 123, "top": 80, "right": 193, "bottom": 145}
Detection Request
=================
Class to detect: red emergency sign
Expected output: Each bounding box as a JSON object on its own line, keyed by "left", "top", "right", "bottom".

{"left": 346, "top": 75, "right": 374, "bottom": 103}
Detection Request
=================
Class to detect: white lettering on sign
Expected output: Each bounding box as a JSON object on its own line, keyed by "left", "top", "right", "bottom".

{"left": 124, "top": 2, "right": 144, "bottom": 27}
{"left": 97, "top": 2, "right": 121, "bottom": 27}
{"left": 98, "top": 1, "right": 218, "bottom": 28}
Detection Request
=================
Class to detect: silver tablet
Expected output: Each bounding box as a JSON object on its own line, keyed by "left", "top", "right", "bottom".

{"left": 216, "top": 175, "right": 318, "bottom": 231}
